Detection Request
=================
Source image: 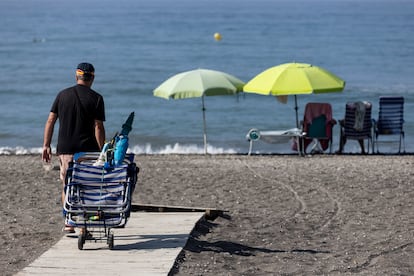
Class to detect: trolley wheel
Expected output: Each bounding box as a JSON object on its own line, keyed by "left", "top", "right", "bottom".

{"left": 107, "top": 233, "right": 114, "bottom": 250}
{"left": 78, "top": 234, "right": 85, "bottom": 250}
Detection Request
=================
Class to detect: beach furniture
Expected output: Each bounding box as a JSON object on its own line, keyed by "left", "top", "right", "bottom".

{"left": 372, "top": 96, "right": 405, "bottom": 153}
{"left": 63, "top": 152, "right": 138, "bottom": 250}
{"left": 338, "top": 101, "right": 373, "bottom": 153}
{"left": 243, "top": 62, "right": 345, "bottom": 128}
{"left": 153, "top": 68, "right": 245, "bottom": 154}
{"left": 298, "top": 102, "right": 336, "bottom": 154}
{"left": 246, "top": 128, "right": 305, "bottom": 155}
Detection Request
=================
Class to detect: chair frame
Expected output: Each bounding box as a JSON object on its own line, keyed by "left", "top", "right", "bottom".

{"left": 300, "top": 102, "right": 336, "bottom": 154}
{"left": 372, "top": 96, "right": 405, "bottom": 153}
{"left": 339, "top": 101, "right": 373, "bottom": 154}
{"left": 246, "top": 128, "right": 305, "bottom": 156}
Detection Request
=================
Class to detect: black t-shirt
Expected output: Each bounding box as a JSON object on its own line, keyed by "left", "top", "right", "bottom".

{"left": 51, "top": 84, "right": 105, "bottom": 154}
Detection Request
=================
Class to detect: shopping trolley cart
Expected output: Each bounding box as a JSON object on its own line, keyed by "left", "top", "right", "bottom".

{"left": 63, "top": 152, "right": 138, "bottom": 250}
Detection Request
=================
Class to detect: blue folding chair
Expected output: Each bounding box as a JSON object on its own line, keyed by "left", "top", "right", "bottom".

{"left": 372, "top": 96, "right": 405, "bottom": 153}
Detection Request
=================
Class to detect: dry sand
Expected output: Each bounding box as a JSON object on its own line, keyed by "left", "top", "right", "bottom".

{"left": 1, "top": 154, "right": 413, "bottom": 275}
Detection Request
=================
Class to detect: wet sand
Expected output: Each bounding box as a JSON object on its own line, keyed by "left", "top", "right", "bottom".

{"left": 1, "top": 154, "right": 413, "bottom": 275}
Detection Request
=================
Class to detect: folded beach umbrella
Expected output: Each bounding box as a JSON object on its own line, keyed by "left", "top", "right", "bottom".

{"left": 153, "top": 68, "right": 245, "bottom": 154}
{"left": 121, "top": 111, "right": 134, "bottom": 136}
{"left": 243, "top": 62, "right": 345, "bottom": 127}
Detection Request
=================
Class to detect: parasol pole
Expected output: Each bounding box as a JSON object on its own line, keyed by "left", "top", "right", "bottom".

{"left": 294, "top": 95, "right": 299, "bottom": 128}
{"left": 202, "top": 95, "right": 207, "bottom": 154}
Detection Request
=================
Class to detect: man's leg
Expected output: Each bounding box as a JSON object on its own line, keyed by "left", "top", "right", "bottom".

{"left": 59, "top": 154, "right": 75, "bottom": 233}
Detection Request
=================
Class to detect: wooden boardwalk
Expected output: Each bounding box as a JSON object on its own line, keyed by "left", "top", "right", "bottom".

{"left": 16, "top": 212, "right": 204, "bottom": 276}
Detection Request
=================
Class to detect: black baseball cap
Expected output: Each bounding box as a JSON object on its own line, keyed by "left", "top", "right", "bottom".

{"left": 76, "top": 62, "right": 95, "bottom": 75}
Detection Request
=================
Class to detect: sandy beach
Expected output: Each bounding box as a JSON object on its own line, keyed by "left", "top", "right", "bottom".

{"left": 1, "top": 154, "right": 413, "bottom": 275}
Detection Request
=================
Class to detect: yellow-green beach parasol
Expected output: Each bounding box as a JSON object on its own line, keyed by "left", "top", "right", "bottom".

{"left": 243, "top": 62, "right": 345, "bottom": 127}
{"left": 153, "top": 68, "right": 245, "bottom": 154}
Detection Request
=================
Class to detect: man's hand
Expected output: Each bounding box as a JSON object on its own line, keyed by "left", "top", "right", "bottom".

{"left": 42, "top": 146, "right": 52, "bottom": 163}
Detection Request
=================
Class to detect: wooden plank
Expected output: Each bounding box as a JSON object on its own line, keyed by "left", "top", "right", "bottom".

{"left": 131, "top": 203, "right": 227, "bottom": 220}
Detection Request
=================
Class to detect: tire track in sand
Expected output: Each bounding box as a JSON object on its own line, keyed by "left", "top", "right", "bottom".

{"left": 240, "top": 159, "right": 306, "bottom": 217}
{"left": 311, "top": 182, "right": 341, "bottom": 231}
{"left": 240, "top": 158, "right": 340, "bottom": 230}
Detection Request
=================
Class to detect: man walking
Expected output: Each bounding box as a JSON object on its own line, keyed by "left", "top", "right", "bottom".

{"left": 42, "top": 62, "right": 106, "bottom": 233}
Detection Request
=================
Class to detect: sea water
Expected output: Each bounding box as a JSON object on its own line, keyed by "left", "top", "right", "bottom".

{"left": 1, "top": 0, "right": 413, "bottom": 154}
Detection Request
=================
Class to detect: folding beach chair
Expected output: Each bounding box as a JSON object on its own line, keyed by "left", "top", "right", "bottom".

{"left": 300, "top": 102, "right": 336, "bottom": 154}
{"left": 338, "top": 101, "right": 373, "bottom": 154}
{"left": 372, "top": 96, "right": 405, "bottom": 153}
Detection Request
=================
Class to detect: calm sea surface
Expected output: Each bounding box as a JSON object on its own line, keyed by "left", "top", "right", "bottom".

{"left": 1, "top": 0, "right": 413, "bottom": 154}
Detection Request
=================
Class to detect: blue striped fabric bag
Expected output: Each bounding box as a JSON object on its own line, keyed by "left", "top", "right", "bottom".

{"left": 66, "top": 163, "right": 130, "bottom": 227}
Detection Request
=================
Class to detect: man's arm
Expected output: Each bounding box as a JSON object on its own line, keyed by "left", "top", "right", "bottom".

{"left": 94, "top": 120, "right": 105, "bottom": 150}
{"left": 42, "top": 112, "right": 57, "bottom": 162}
